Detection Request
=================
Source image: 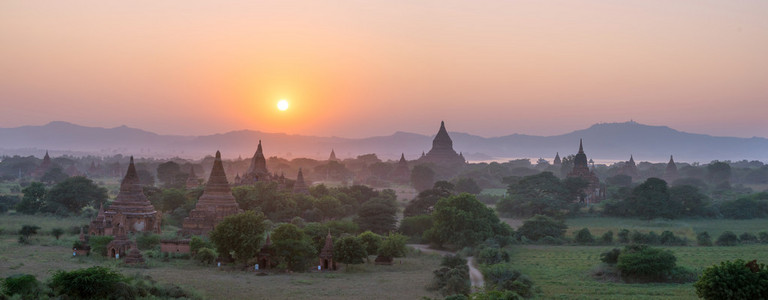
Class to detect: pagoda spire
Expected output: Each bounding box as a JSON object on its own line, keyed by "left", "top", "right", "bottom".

{"left": 578, "top": 139, "right": 584, "bottom": 154}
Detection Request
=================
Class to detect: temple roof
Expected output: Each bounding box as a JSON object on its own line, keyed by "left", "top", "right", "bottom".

{"left": 195, "top": 151, "right": 238, "bottom": 209}
{"left": 573, "top": 139, "right": 588, "bottom": 168}
{"left": 319, "top": 231, "right": 334, "bottom": 258}
{"left": 432, "top": 121, "right": 453, "bottom": 150}
{"left": 293, "top": 168, "right": 309, "bottom": 195}
{"left": 109, "top": 157, "right": 156, "bottom": 213}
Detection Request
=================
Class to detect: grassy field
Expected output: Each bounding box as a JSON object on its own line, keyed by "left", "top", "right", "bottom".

{"left": 507, "top": 244, "right": 768, "bottom": 299}
{"left": 563, "top": 217, "right": 767, "bottom": 240}
{"left": 0, "top": 218, "right": 442, "bottom": 300}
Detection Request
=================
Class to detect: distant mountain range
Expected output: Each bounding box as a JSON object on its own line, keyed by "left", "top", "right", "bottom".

{"left": 1, "top": 121, "right": 766, "bottom": 163}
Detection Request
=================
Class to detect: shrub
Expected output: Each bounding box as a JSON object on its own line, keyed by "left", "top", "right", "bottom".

{"left": 88, "top": 235, "right": 114, "bottom": 256}
{"left": 358, "top": 231, "right": 382, "bottom": 256}
{"left": 601, "top": 231, "right": 614, "bottom": 244}
{"left": 616, "top": 245, "right": 677, "bottom": 282}
{"left": 476, "top": 247, "right": 510, "bottom": 265}
{"left": 51, "top": 227, "right": 65, "bottom": 240}
{"left": 378, "top": 233, "right": 408, "bottom": 258}
{"left": 694, "top": 259, "right": 768, "bottom": 299}
{"left": 739, "top": 232, "right": 758, "bottom": 244}
{"left": 539, "top": 236, "right": 565, "bottom": 245}
{"left": 195, "top": 248, "right": 217, "bottom": 265}
{"left": 617, "top": 229, "right": 630, "bottom": 243}
{"left": 189, "top": 236, "right": 213, "bottom": 254}
{"left": 759, "top": 232, "right": 768, "bottom": 244}
{"left": 428, "top": 255, "right": 470, "bottom": 297}
{"left": 697, "top": 232, "right": 713, "bottom": 246}
{"left": 398, "top": 215, "right": 433, "bottom": 238}
{"left": 574, "top": 228, "right": 595, "bottom": 244}
{"left": 136, "top": 233, "right": 161, "bottom": 250}
{"left": 517, "top": 215, "right": 567, "bottom": 241}
{"left": 2, "top": 274, "right": 44, "bottom": 299}
{"left": 716, "top": 231, "right": 739, "bottom": 246}
{"left": 600, "top": 248, "right": 621, "bottom": 265}
{"left": 660, "top": 231, "right": 686, "bottom": 246}
{"left": 482, "top": 263, "right": 535, "bottom": 298}
{"left": 50, "top": 266, "right": 122, "bottom": 299}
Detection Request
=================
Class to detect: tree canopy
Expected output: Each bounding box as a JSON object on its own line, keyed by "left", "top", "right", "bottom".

{"left": 209, "top": 211, "right": 267, "bottom": 263}
{"left": 425, "top": 193, "right": 511, "bottom": 248}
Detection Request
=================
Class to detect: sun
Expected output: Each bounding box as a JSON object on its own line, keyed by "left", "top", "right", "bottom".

{"left": 277, "top": 99, "right": 289, "bottom": 111}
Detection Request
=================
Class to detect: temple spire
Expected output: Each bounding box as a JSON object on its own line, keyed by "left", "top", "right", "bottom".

{"left": 578, "top": 139, "right": 584, "bottom": 154}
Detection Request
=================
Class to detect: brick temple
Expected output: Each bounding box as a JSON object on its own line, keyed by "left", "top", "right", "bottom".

{"left": 180, "top": 151, "right": 242, "bottom": 236}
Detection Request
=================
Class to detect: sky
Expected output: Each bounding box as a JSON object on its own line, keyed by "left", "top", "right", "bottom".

{"left": 1, "top": 1, "right": 767, "bottom": 138}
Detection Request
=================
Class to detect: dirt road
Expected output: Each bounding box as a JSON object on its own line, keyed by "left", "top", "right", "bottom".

{"left": 408, "top": 244, "right": 485, "bottom": 288}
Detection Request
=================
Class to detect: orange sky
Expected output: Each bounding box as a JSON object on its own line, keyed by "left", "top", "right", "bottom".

{"left": 1, "top": 1, "right": 767, "bottom": 138}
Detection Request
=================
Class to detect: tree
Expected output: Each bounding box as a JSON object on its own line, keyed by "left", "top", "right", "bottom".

{"left": 195, "top": 248, "right": 217, "bottom": 265}
{"left": 628, "top": 178, "right": 670, "bottom": 220}
{"left": 315, "top": 195, "right": 343, "bottom": 220}
{"left": 716, "top": 231, "right": 739, "bottom": 246}
{"left": 18, "top": 225, "right": 40, "bottom": 243}
{"left": 40, "top": 167, "right": 69, "bottom": 184}
{"left": 404, "top": 186, "right": 452, "bottom": 217}
{"left": 411, "top": 164, "right": 436, "bottom": 192}
{"left": 517, "top": 215, "right": 567, "bottom": 241}
{"left": 454, "top": 178, "right": 481, "bottom": 195}
{"left": 160, "top": 188, "right": 187, "bottom": 212}
{"left": 16, "top": 182, "right": 46, "bottom": 214}
{"left": 426, "top": 193, "right": 511, "bottom": 248}
{"left": 156, "top": 161, "right": 182, "bottom": 188}
{"left": 695, "top": 259, "right": 768, "bottom": 299}
{"left": 209, "top": 211, "right": 267, "bottom": 263}
{"left": 482, "top": 264, "right": 535, "bottom": 298}
{"left": 574, "top": 228, "right": 595, "bottom": 244}
{"left": 399, "top": 214, "right": 433, "bottom": 238}
{"left": 356, "top": 197, "right": 397, "bottom": 234}
{"left": 45, "top": 176, "right": 107, "bottom": 215}
{"left": 669, "top": 185, "right": 709, "bottom": 216}
{"left": 2, "top": 274, "right": 43, "bottom": 299}
{"left": 707, "top": 161, "right": 731, "bottom": 185}
{"left": 616, "top": 245, "right": 677, "bottom": 282}
{"left": 50, "top": 266, "right": 122, "bottom": 300}
{"left": 358, "top": 231, "right": 382, "bottom": 256}
{"left": 51, "top": 227, "right": 64, "bottom": 240}
{"left": 271, "top": 223, "right": 316, "bottom": 271}
{"left": 697, "top": 232, "right": 713, "bottom": 246}
{"left": 136, "top": 169, "right": 155, "bottom": 186}
{"left": 429, "top": 255, "right": 470, "bottom": 297}
{"left": 378, "top": 233, "right": 408, "bottom": 258}
{"left": 498, "top": 172, "right": 573, "bottom": 218}
{"left": 333, "top": 236, "right": 367, "bottom": 267}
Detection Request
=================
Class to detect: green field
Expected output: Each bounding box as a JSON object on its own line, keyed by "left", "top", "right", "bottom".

{"left": 508, "top": 245, "right": 768, "bottom": 299}
{"left": 3, "top": 215, "right": 768, "bottom": 299}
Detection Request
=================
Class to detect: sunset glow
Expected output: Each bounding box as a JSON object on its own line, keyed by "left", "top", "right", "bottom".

{"left": 0, "top": 1, "right": 767, "bottom": 138}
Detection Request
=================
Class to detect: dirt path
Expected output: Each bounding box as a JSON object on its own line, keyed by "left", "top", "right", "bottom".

{"left": 408, "top": 244, "right": 485, "bottom": 288}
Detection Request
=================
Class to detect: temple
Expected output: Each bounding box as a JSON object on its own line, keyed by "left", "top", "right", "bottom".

{"left": 181, "top": 151, "right": 242, "bottom": 236}
{"left": 292, "top": 168, "right": 310, "bottom": 195}
{"left": 664, "top": 155, "right": 678, "bottom": 183}
{"left": 329, "top": 149, "right": 339, "bottom": 161}
{"left": 553, "top": 152, "right": 561, "bottom": 167}
{"left": 186, "top": 165, "right": 200, "bottom": 189}
{"left": 31, "top": 151, "right": 53, "bottom": 178}
{"left": 89, "top": 157, "right": 161, "bottom": 236}
{"left": 390, "top": 153, "right": 411, "bottom": 184}
{"left": 567, "top": 139, "right": 603, "bottom": 203}
{"left": 418, "top": 121, "right": 466, "bottom": 167}
{"left": 620, "top": 155, "right": 639, "bottom": 179}
{"left": 240, "top": 140, "right": 270, "bottom": 185}
{"left": 319, "top": 231, "right": 337, "bottom": 270}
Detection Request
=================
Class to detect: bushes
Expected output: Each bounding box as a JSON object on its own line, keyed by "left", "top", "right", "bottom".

{"left": 2, "top": 274, "right": 46, "bottom": 299}
{"left": 189, "top": 236, "right": 214, "bottom": 254}
{"left": 600, "top": 248, "right": 621, "bottom": 265}
{"left": 574, "top": 228, "right": 594, "bottom": 244}
{"left": 517, "top": 215, "right": 567, "bottom": 241}
{"left": 50, "top": 266, "right": 122, "bottom": 299}
{"left": 476, "top": 247, "right": 510, "bottom": 265}
{"left": 482, "top": 263, "right": 535, "bottom": 298}
{"left": 136, "top": 233, "right": 161, "bottom": 250}
{"left": 694, "top": 259, "right": 768, "bottom": 299}
{"left": 601, "top": 231, "right": 614, "bottom": 244}
{"left": 378, "top": 233, "right": 408, "bottom": 258}
{"left": 88, "top": 235, "right": 114, "bottom": 256}
{"left": 739, "top": 232, "right": 758, "bottom": 244}
{"left": 195, "top": 248, "right": 217, "bottom": 265}
{"left": 716, "top": 231, "right": 740, "bottom": 246}
{"left": 616, "top": 245, "right": 677, "bottom": 282}
{"left": 692, "top": 232, "right": 712, "bottom": 247}
{"left": 428, "top": 255, "right": 470, "bottom": 297}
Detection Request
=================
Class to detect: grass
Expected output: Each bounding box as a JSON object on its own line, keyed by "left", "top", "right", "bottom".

{"left": 507, "top": 244, "right": 768, "bottom": 299}
{"left": 563, "top": 217, "right": 768, "bottom": 240}
{"left": 481, "top": 188, "right": 507, "bottom": 196}
{"left": 0, "top": 214, "right": 90, "bottom": 235}
{"left": 0, "top": 216, "right": 443, "bottom": 300}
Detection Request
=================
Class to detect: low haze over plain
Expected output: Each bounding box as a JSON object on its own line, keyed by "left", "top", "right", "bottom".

{"left": 1, "top": 1, "right": 767, "bottom": 138}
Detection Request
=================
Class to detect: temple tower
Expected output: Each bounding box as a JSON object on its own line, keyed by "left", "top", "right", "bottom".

{"left": 181, "top": 151, "right": 242, "bottom": 236}
{"left": 186, "top": 165, "right": 200, "bottom": 189}
{"left": 292, "top": 168, "right": 310, "bottom": 195}
{"left": 390, "top": 153, "right": 411, "bottom": 184}
{"left": 89, "top": 157, "right": 161, "bottom": 235}
{"left": 418, "top": 121, "right": 465, "bottom": 167}
{"left": 241, "top": 140, "right": 269, "bottom": 185}
{"left": 567, "top": 139, "right": 602, "bottom": 203}
{"left": 664, "top": 155, "right": 678, "bottom": 183}
{"left": 319, "top": 231, "right": 337, "bottom": 270}
{"left": 553, "top": 152, "right": 561, "bottom": 167}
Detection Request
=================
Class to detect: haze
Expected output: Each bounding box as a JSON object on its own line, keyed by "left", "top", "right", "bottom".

{"left": 1, "top": 1, "right": 767, "bottom": 138}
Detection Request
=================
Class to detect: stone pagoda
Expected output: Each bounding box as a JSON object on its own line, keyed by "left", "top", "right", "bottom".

{"left": 567, "top": 139, "right": 603, "bottom": 203}
{"left": 621, "top": 155, "right": 639, "bottom": 179}
{"left": 185, "top": 165, "right": 200, "bottom": 189}
{"left": 319, "top": 231, "right": 337, "bottom": 270}
{"left": 31, "top": 151, "right": 53, "bottom": 178}
{"left": 418, "top": 121, "right": 466, "bottom": 167}
{"left": 390, "top": 153, "right": 411, "bottom": 184}
{"left": 553, "top": 152, "right": 562, "bottom": 167}
{"left": 181, "top": 151, "right": 242, "bottom": 236}
{"left": 292, "top": 168, "right": 310, "bottom": 195}
{"left": 664, "top": 155, "right": 678, "bottom": 183}
{"left": 240, "top": 141, "right": 270, "bottom": 185}
{"left": 89, "top": 157, "right": 161, "bottom": 236}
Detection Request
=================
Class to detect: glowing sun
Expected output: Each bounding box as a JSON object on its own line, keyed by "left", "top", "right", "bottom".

{"left": 277, "top": 99, "right": 289, "bottom": 111}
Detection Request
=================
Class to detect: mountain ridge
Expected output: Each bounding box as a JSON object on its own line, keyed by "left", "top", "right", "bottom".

{"left": 0, "top": 121, "right": 766, "bottom": 163}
